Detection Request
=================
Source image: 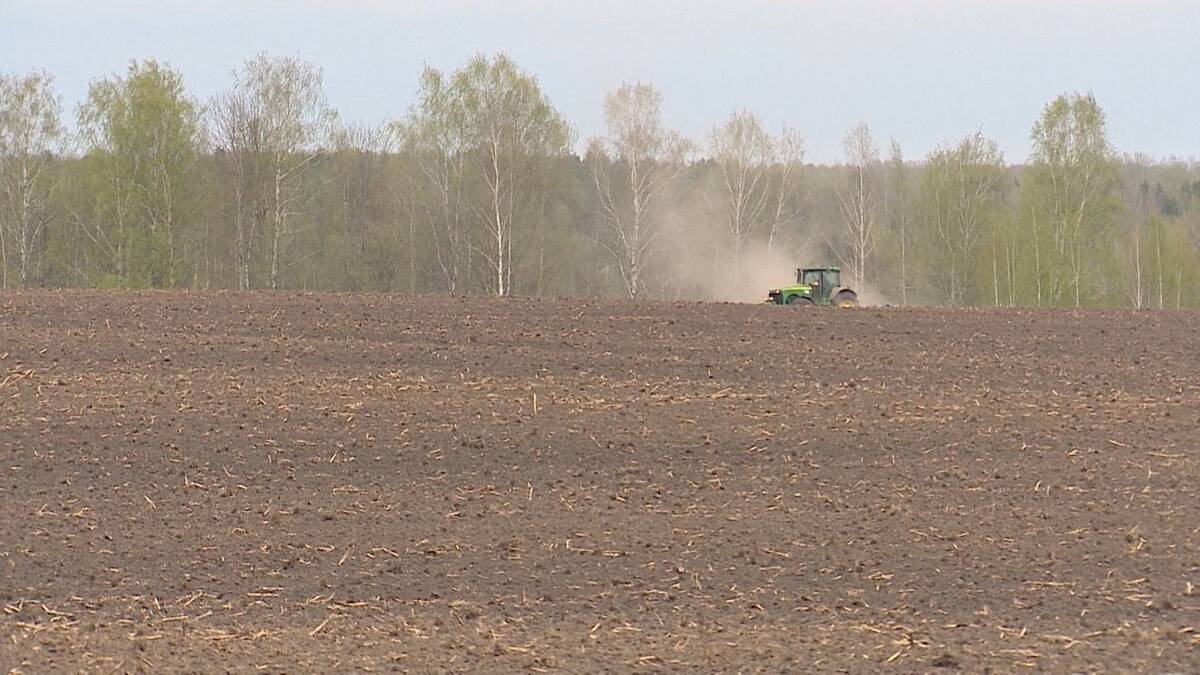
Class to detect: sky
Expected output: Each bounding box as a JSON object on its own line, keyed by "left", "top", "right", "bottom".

{"left": 3, "top": 0, "right": 1198, "bottom": 164}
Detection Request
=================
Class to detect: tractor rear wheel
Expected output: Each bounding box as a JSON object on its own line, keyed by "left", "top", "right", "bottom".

{"left": 832, "top": 290, "right": 858, "bottom": 308}
{"left": 786, "top": 295, "right": 814, "bottom": 306}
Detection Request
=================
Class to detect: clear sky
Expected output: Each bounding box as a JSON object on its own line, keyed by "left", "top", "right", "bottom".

{"left": 3, "top": 0, "right": 1198, "bottom": 164}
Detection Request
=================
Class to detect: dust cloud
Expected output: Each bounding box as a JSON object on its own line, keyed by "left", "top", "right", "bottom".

{"left": 649, "top": 206, "right": 799, "bottom": 303}
{"left": 851, "top": 283, "right": 892, "bottom": 307}
{"left": 707, "top": 243, "right": 798, "bottom": 303}
{"left": 646, "top": 202, "right": 891, "bottom": 306}
{"left": 659, "top": 236, "right": 892, "bottom": 306}
{"left": 651, "top": 223, "right": 894, "bottom": 305}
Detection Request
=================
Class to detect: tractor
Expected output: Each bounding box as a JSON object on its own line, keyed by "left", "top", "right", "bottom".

{"left": 765, "top": 267, "right": 859, "bottom": 307}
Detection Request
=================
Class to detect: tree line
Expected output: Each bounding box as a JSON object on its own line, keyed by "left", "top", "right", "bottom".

{"left": 2, "top": 53, "right": 1198, "bottom": 308}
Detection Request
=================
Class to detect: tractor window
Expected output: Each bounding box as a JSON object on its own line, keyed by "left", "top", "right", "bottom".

{"left": 801, "top": 270, "right": 823, "bottom": 286}
{"left": 823, "top": 269, "right": 840, "bottom": 288}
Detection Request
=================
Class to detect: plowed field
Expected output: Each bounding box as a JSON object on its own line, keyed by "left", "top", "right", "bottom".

{"left": 1, "top": 291, "right": 1198, "bottom": 672}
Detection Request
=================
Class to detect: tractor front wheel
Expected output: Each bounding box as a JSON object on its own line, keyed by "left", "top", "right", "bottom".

{"left": 786, "top": 295, "right": 814, "bottom": 306}
{"left": 832, "top": 290, "right": 858, "bottom": 308}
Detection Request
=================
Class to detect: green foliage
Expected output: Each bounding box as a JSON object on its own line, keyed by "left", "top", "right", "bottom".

{"left": 9, "top": 59, "right": 1200, "bottom": 309}
{"left": 404, "top": 53, "right": 573, "bottom": 296}
{"left": 0, "top": 70, "right": 63, "bottom": 287}
{"left": 76, "top": 59, "right": 200, "bottom": 288}
{"left": 914, "top": 133, "right": 1008, "bottom": 305}
{"left": 219, "top": 54, "right": 336, "bottom": 290}
{"left": 1018, "top": 92, "right": 1122, "bottom": 307}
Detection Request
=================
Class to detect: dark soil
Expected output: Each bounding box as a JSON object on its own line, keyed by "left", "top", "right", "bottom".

{"left": 1, "top": 291, "right": 1198, "bottom": 672}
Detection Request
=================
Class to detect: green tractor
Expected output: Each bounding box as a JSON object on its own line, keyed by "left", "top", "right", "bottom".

{"left": 765, "top": 267, "right": 859, "bottom": 307}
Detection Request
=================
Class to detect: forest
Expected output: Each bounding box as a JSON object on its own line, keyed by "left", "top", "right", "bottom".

{"left": 2, "top": 53, "right": 1198, "bottom": 307}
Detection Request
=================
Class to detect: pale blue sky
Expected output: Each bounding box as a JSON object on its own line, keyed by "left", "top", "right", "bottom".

{"left": 3, "top": 0, "right": 1198, "bottom": 163}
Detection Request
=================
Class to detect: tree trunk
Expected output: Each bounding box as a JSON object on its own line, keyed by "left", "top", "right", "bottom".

{"left": 900, "top": 215, "right": 907, "bottom": 305}
{"left": 235, "top": 183, "right": 249, "bottom": 290}
{"left": 17, "top": 160, "right": 31, "bottom": 287}
{"left": 1155, "top": 221, "right": 1164, "bottom": 309}
{"left": 536, "top": 218, "right": 545, "bottom": 296}
{"left": 0, "top": 212, "right": 7, "bottom": 290}
{"left": 991, "top": 231, "right": 1000, "bottom": 307}
{"left": 489, "top": 139, "right": 507, "bottom": 297}
{"left": 1176, "top": 264, "right": 1183, "bottom": 309}
{"left": 270, "top": 160, "right": 283, "bottom": 290}
{"left": 628, "top": 256, "right": 639, "bottom": 299}
{"left": 270, "top": 224, "right": 281, "bottom": 290}
{"left": 1132, "top": 223, "right": 1143, "bottom": 308}
{"left": 1032, "top": 210, "right": 1042, "bottom": 307}
{"left": 408, "top": 211, "right": 416, "bottom": 294}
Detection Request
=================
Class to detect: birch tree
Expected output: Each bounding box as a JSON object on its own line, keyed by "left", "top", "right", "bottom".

{"left": 835, "top": 122, "right": 880, "bottom": 289}
{"left": 78, "top": 60, "right": 201, "bottom": 287}
{"left": 217, "top": 55, "right": 336, "bottom": 290}
{"left": 400, "top": 67, "right": 472, "bottom": 293}
{"left": 444, "top": 54, "right": 571, "bottom": 296}
{"left": 587, "top": 82, "right": 691, "bottom": 298}
{"left": 463, "top": 55, "right": 569, "bottom": 296}
{"left": 209, "top": 88, "right": 267, "bottom": 289}
{"left": 1125, "top": 167, "right": 1152, "bottom": 308}
{"left": 1021, "top": 92, "right": 1120, "bottom": 307}
{"left": 917, "top": 132, "right": 1008, "bottom": 305}
{"left": 709, "top": 111, "right": 773, "bottom": 279}
{"left": 0, "top": 71, "right": 63, "bottom": 288}
{"left": 885, "top": 140, "right": 910, "bottom": 305}
{"left": 766, "top": 127, "right": 805, "bottom": 251}
{"left": 707, "top": 112, "right": 805, "bottom": 281}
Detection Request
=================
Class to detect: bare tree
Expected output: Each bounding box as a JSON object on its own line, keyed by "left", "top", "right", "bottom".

{"left": 766, "top": 127, "right": 805, "bottom": 251}
{"left": 709, "top": 111, "right": 774, "bottom": 279}
{"left": 587, "top": 82, "right": 691, "bottom": 298}
{"left": 0, "top": 71, "right": 62, "bottom": 288}
{"left": 399, "top": 67, "right": 471, "bottom": 293}
{"left": 210, "top": 89, "right": 266, "bottom": 290}
{"left": 328, "top": 122, "right": 395, "bottom": 290}
{"left": 214, "top": 55, "right": 336, "bottom": 290}
{"left": 835, "top": 122, "right": 880, "bottom": 289}
{"left": 886, "top": 140, "right": 910, "bottom": 305}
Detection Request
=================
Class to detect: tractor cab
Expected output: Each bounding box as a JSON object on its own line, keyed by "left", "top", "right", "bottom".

{"left": 798, "top": 268, "right": 840, "bottom": 304}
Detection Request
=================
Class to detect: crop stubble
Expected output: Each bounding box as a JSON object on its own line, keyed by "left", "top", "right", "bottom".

{"left": 1, "top": 291, "right": 1198, "bottom": 671}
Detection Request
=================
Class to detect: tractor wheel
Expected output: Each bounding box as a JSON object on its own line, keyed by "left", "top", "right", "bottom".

{"left": 832, "top": 290, "right": 858, "bottom": 308}
{"left": 786, "top": 295, "right": 814, "bottom": 307}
